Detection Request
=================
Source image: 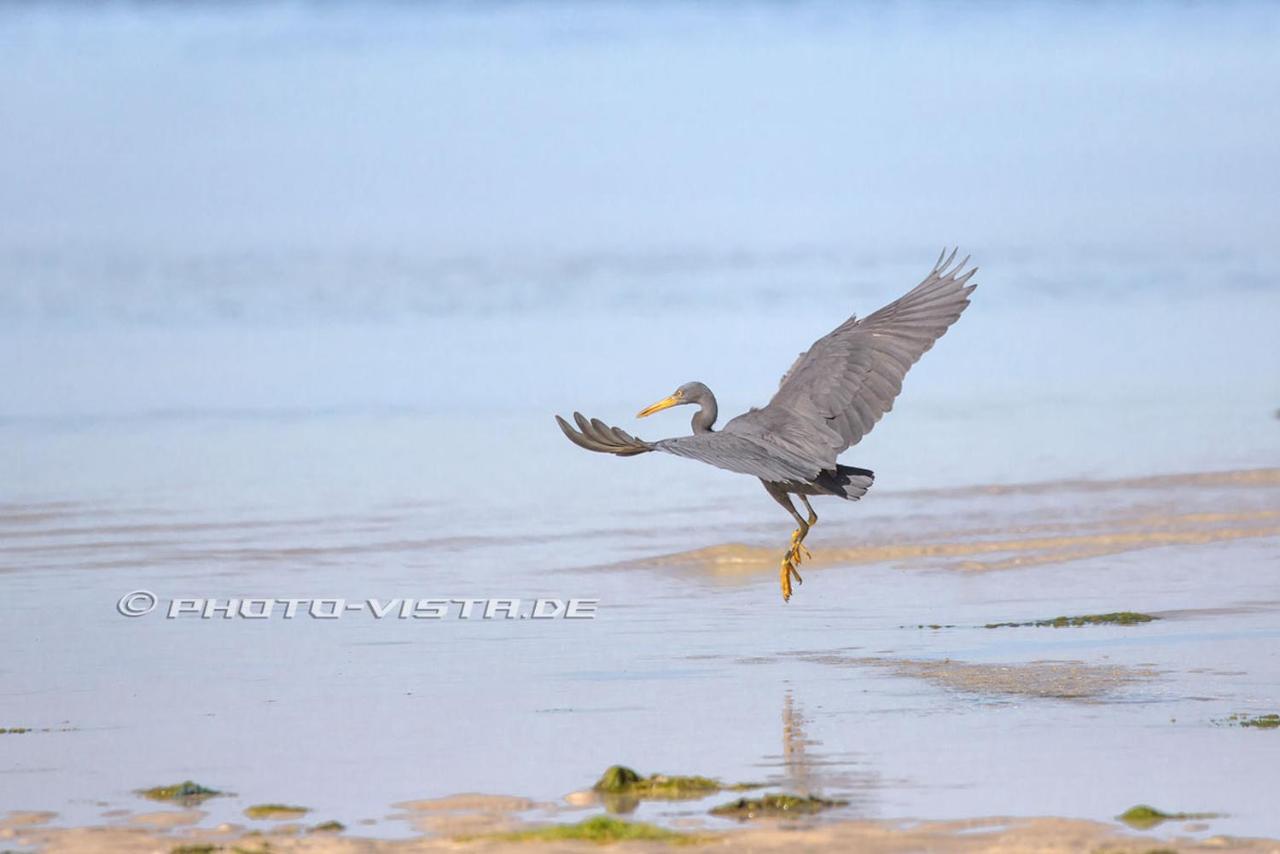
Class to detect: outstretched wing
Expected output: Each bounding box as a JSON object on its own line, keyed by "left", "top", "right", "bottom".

{"left": 768, "top": 248, "right": 977, "bottom": 454}
{"left": 653, "top": 431, "right": 823, "bottom": 483}
{"left": 555, "top": 412, "right": 823, "bottom": 484}
{"left": 555, "top": 413, "right": 654, "bottom": 457}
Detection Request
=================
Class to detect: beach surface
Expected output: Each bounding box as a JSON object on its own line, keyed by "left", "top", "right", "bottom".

{"left": 8, "top": 812, "right": 1280, "bottom": 853}
{"left": 4, "top": 464, "right": 1279, "bottom": 851}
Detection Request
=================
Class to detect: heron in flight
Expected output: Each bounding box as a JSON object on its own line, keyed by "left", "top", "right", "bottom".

{"left": 556, "top": 249, "right": 977, "bottom": 601}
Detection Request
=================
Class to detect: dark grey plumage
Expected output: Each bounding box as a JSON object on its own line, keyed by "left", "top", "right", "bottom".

{"left": 555, "top": 248, "right": 977, "bottom": 600}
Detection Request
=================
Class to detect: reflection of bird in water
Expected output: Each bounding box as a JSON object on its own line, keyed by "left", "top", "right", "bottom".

{"left": 762, "top": 691, "right": 882, "bottom": 813}
{"left": 558, "top": 250, "right": 977, "bottom": 601}
{"left": 781, "top": 691, "right": 821, "bottom": 796}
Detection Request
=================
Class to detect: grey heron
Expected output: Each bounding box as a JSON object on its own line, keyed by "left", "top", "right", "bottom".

{"left": 556, "top": 249, "right": 977, "bottom": 601}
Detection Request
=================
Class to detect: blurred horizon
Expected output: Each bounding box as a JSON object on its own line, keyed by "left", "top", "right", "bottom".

{"left": 2, "top": 0, "right": 1277, "bottom": 485}
{"left": 3, "top": 1, "right": 1279, "bottom": 260}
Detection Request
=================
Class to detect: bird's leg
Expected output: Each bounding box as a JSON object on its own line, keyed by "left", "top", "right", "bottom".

{"left": 801, "top": 495, "right": 818, "bottom": 528}
{"left": 763, "top": 483, "right": 807, "bottom": 602}
{"left": 788, "top": 530, "right": 810, "bottom": 565}
{"left": 792, "top": 496, "right": 818, "bottom": 564}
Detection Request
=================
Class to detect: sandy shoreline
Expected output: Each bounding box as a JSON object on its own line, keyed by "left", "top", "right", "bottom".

{"left": 606, "top": 467, "right": 1280, "bottom": 579}
{"left": 8, "top": 809, "right": 1280, "bottom": 853}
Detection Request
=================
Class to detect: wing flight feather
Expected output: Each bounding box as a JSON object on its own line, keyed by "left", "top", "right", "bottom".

{"left": 768, "top": 248, "right": 977, "bottom": 454}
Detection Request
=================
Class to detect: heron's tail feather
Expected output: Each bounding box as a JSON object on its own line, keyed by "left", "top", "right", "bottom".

{"left": 555, "top": 412, "right": 655, "bottom": 457}
{"left": 817, "top": 465, "right": 875, "bottom": 500}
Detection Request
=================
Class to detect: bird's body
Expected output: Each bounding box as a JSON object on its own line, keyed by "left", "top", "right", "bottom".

{"left": 557, "top": 249, "right": 977, "bottom": 600}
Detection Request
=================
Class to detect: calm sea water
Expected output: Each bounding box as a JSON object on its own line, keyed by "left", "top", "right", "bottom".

{"left": 2, "top": 1, "right": 1279, "bottom": 841}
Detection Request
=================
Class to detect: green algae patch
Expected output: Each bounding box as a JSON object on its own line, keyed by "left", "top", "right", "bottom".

{"left": 710, "top": 793, "right": 848, "bottom": 820}
{"left": 986, "top": 612, "right": 1158, "bottom": 629}
{"left": 170, "top": 846, "right": 220, "bottom": 854}
{"left": 310, "top": 820, "right": 345, "bottom": 832}
{"left": 1223, "top": 713, "right": 1280, "bottom": 729}
{"left": 1118, "top": 805, "right": 1220, "bottom": 830}
{"left": 0, "top": 725, "right": 77, "bottom": 734}
{"left": 488, "top": 816, "right": 701, "bottom": 844}
{"left": 244, "top": 803, "right": 310, "bottom": 820}
{"left": 593, "top": 765, "right": 726, "bottom": 799}
{"left": 595, "top": 765, "right": 724, "bottom": 796}
{"left": 139, "top": 781, "right": 223, "bottom": 806}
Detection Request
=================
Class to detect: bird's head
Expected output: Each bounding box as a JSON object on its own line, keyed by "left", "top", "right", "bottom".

{"left": 637, "top": 381, "right": 711, "bottom": 418}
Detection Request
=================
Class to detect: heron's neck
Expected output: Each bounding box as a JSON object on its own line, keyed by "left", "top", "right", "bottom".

{"left": 691, "top": 392, "right": 718, "bottom": 434}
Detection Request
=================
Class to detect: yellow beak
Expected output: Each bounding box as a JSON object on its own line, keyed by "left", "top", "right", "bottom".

{"left": 637, "top": 393, "right": 682, "bottom": 418}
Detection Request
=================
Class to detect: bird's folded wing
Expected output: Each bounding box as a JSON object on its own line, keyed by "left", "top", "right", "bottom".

{"left": 555, "top": 413, "right": 655, "bottom": 457}
{"left": 769, "top": 248, "right": 977, "bottom": 454}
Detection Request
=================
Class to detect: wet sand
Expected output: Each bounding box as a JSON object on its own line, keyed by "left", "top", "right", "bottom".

{"left": 614, "top": 468, "right": 1280, "bottom": 578}
{"left": 7, "top": 808, "right": 1280, "bottom": 853}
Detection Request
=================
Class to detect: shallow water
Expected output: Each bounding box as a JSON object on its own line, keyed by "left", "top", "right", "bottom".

{"left": 2, "top": 0, "right": 1280, "bottom": 844}
{"left": 3, "top": 462, "right": 1279, "bottom": 838}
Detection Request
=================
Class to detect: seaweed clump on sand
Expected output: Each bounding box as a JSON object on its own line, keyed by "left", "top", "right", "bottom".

{"left": 170, "top": 846, "right": 220, "bottom": 854}
{"left": 138, "top": 781, "right": 223, "bottom": 806}
{"left": 490, "top": 815, "right": 696, "bottom": 844}
{"left": 589, "top": 765, "right": 761, "bottom": 814}
{"left": 1224, "top": 713, "right": 1280, "bottom": 729}
{"left": 593, "top": 765, "right": 722, "bottom": 798}
{"left": 244, "top": 803, "right": 310, "bottom": 820}
{"left": 711, "top": 793, "right": 848, "bottom": 820}
{"left": 985, "top": 612, "right": 1158, "bottom": 629}
{"left": 310, "top": 820, "right": 346, "bottom": 832}
{"left": 0, "top": 725, "right": 76, "bottom": 734}
{"left": 1117, "top": 804, "right": 1220, "bottom": 829}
